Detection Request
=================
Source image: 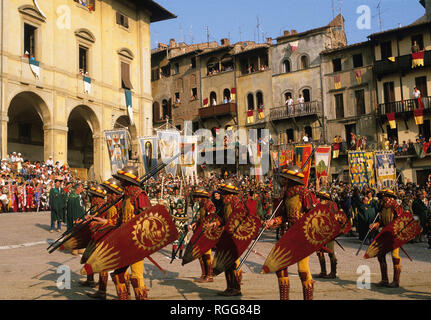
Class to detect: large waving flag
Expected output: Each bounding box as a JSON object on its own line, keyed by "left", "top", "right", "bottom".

{"left": 412, "top": 51, "right": 425, "bottom": 68}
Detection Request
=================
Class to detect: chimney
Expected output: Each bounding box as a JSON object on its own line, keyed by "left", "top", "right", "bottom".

{"left": 426, "top": 0, "right": 431, "bottom": 21}
{"left": 169, "top": 38, "right": 176, "bottom": 48}
{"left": 158, "top": 43, "right": 167, "bottom": 49}
{"left": 266, "top": 37, "right": 273, "bottom": 45}
{"left": 221, "top": 38, "right": 230, "bottom": 46}
{"left": 291, "top": 30, "right": 297, "bottom": 35}
{"left": 283, "top": 30, "right": 290, "bottom": 36}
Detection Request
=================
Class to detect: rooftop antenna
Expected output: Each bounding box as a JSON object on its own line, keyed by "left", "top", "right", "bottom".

{"left": 179, "top": 23, "right": 184, "bottom": 43}
{"left": 239, "top": 26, "right": 243, "bottom": 42}
{"left": 206, "top": 26, "right": 210, "bottom": 46}
{"left": 377, "top": 0, "right": 383, "bottom": 32}
{"left": 331, "top": 0, "right": 335, "bottom": 19}
{"left": 189, "top": 25, "right": 194, "bottom": 44}
{"left": 256, "top": 16, "right": 261, "bottom": 43}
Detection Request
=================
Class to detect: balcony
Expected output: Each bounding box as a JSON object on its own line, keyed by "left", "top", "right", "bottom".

{"left": 270, "top": 101, "right": 322, "bottom": 121}
{"left": 377, "top": 96, "right": 431, "bottom": 115}
{"left": 199, "top": 102, "right": 237, "bottom": 119}
{"left": 375, "top": 50, "right": 431, "bottom": 77}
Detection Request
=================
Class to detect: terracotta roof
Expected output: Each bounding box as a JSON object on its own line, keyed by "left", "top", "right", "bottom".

{"left": 320, "top": 41, "right": 371, "bottom": 55}
{"left": 132, "top": 0, "right": 176, "bottom": 23}
{"left": 368, "top": 18, "right": 431, "bottom": 39}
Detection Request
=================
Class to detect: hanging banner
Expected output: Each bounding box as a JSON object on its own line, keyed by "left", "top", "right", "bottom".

{"left": 348, "top": 151, "right": 371, "bottom": 189}
{"left": 295, "top": 144, "right": 313, "bottom": 187}
{"left": 84, "top": 76, "right": 92, "bottom": 94}
{"left": 181, "top": 135, "right": 198, "bottom": 179}
{"left": 105, "top": 129, "right": 129, "bottom": 174}
{"left": 157, "top": 129, "right": 181, "bottom": 177}
{"left": 29, "top": 57, "right": 40, "bottom": 79}
{"left": 315, "top": 146, "right": 332, "bottom": 190}
{"left": 374, "top": 151, "right": 396, "bottom": 189}
{"left": 364, "top": 152, "right": 376, "bottom": 189}
{"left": 139, "top": 136, "right": 158, "bottom": 177}
{"left": 125, "top": 89, "right": 134, "bottom": 126}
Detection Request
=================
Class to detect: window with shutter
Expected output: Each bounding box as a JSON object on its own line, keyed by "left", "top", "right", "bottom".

{"left": 121, "top": 62, "right": 133, "bottom": 90}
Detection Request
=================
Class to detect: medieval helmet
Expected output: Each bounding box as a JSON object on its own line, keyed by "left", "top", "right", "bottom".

{"left": 113, "top": 166, "right": 141, "bottom": 186}
{"left": 317, "top": 189, "right": 332, "bottom": 201}
{"left": 191, "top": 186, "right": 210, "bottom": 199}
{"left": 219, "top": 181, "right": 240, "bottom": 194}
{"left": 379, "top": 188, "right": 397, "bottom": 199}
{"left": 279, "top": 165, "right": 305, "bottom": 185}
{"left": 88, "top": 185, "right": 107, "bottom": 198}
{"left": 101, "top": 177, "right": 124, "bottom": 195}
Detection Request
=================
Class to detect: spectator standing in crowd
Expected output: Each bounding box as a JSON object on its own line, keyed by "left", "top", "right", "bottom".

{"left": 412, "top": 191, "right": 429, "bottom": 243}
{"left": 66, "top": 182, "right": 85, "bottom": 255}
{"left": 49, "top": 177, "right": 66, "bottom": 233}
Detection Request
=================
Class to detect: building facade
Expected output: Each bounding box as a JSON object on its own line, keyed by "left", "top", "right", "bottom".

{"left": 1, "top": 0, "right": 174, "bottom": 179}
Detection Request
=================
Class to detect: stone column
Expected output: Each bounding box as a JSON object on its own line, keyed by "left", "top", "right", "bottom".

{"left": 43, "top": 125, "right": 68, "bottom": 164}
{"left": 0, "top": 113, "right": 8, "bottom": 159}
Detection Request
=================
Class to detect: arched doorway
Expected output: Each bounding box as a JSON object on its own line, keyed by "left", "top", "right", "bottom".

{"left": 7, "top": 92, "right": 50, "bottom": 161}
{"left": 67, "top": 105, "right": 99, "bottom": 170}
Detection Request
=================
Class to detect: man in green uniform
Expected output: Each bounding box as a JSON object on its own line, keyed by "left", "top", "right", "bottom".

{"left": 66, "top": 182, "right": 86, "bottom": 255}
{"left": 49, "top": 177, "right": 66, "bottom": 233}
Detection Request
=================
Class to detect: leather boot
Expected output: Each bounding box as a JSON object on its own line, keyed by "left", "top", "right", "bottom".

{"left": 87, "top": 272, "right": 108, "bottom": 300}
{"left": 276, "top": 269, "right": 290, "bottom": 300}
{"left": 389, "top": 258, "right": 401, "bottom": 288}
{"left": 205, "top": 256, "right": 214, "bottom": 283}
{"left": 325, "top": 254, "right": 337, "bottom": 279}
{"left": 194, "top": 257, "right": 207, "bottom": 282}
{"left": 377, "top": 255, "right": 390, "bottom": 287}
{"left": 316, "top": 252, "right": 327, "bottom": 278}
{"left": 299, "top": 271, "right": 315, "bottom": 300}
{"left": 110, "top": 272, "right": 129, "bottom": 300}
{"left": 125, "top": 273, "right": 131, "bottom": 299}
{"left": 130, "top": 277, "right": 149, "bottom": 300}
{"left": 218, "top": 268, "right": 241, "bottom": 296}
{"left": 79, "top": 274, "right": 97, "bottom": 287}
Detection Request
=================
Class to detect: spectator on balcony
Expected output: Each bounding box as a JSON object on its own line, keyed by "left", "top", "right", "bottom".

{"left": 298, "top": 94, "right": 304, "bottom": 113}
{"left": 223, "top": 96, "right": 229, "bottom": 104}
{"left": 413, "top": 87, "right": 422, "bottom": 109}
{"left": 411, "top": 41, "right": 420, "bottom": 54}
{"left": 401, "top": 141, "right": 408, "bottom": 154}
{"left": 285, "top": 95, "right": 294, "bottom": 115}
{"left": 350, "top": 132, "right": 357, "bottom": 150}
{"left": 211, "top": 98, "right": 217, "bottom": 106}
{"left": 302, "top": 132, "right": 309, "bottom": 143}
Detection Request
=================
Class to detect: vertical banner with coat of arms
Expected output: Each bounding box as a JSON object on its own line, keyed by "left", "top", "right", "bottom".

{"left": 157, "top": 129, "right": 181, "bottom": 177}
{"left": 105, "top": 129, "right": 129, "bottom": 175}
{"left": 348, "top": 151, "right": 375, "bottom": 189}
{"left": 181, "top": 135, "right": 198, "bottom": 181}
{"left": 315, "top": 146, "right": 332, "bottom": 190}
{"left": 139, "top": 136, "right": 158, "bottom": 177}
{"left": 374, "top": 151, "right": 396, "bottom": 189}
{"left": 295, "top": 144, "right": 313, "bottom": 187}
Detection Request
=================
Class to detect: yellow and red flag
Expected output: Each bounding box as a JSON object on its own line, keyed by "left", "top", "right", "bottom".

{"left": 231, "top": 88, "right": 236, "bottom": 102}
{"left": 386, "top": 112, "right": 396, "bottom": 129}
{"left": 334, "top": 75, "right": 341, "bottom": 89}
{"left": 412, "top": 51, "right": 425, "bottom": 68}
{"left": 414, "top": 108, "right": 424, "bottom": 125}
{"left": 355, "top": 70, "right": 362, "bottom": 84}
{"left": 247, "top": 109, "right": 254, "bottom": 124}
{"left": 258, "top": 108, "right": 265, "bottom": 120}
{"left": 203, "top": 98, "right": 209, "bottom": 108}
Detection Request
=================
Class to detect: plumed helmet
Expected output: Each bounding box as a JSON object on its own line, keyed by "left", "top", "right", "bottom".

{"left": 279, "top": 165, "right": 305, "bottom": 185}
{"left": 379, "top": 188, "right": 397, "bottom": 199}
{"left": 219, "top": 181, "right": 240, "bottom": 194}
{"left": 113, "top": 166, "right": 140, "bottom": 186}
{"left": 317, "top": 189, "right": 332, "bottom": 201}
{"left": 191, "top": 186, "right": 210, "bottom": 198}
{"left": 101, "top": 177, "right": 124, "bottom": 195}
{"left": 88, "top": 185, "right": 107, "bottom": 198}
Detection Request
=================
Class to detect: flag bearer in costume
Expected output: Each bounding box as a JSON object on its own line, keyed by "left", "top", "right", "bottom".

{"left": 79, "top": 185, "right": 107, "bottom": 288}
{"left": 66, "top": 183, "right": 86, "bottom": 256}
{"left": 369, "top": 189, "right": 404, "bottom": 288}
{"left": 87, "top": 178, "right": 124, "bottom": 300}
{"left": 92, "top": 166, "right": 151, "bottom": 300}
{"left": 206, "top": 182, "right": 244, "bottom": 297}
{"left": 171, "top": 198, "right": 188, "bottom": 260}
{"left": 315, "top": 190, "right": 339, "bottom": 279}
{"left": 190, "top": 187, "right": 216, "bottom": 283}
{"left": 264, "top": 165, "right": 318, "bottom": 300}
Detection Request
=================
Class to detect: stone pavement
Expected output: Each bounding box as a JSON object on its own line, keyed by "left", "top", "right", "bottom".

{"left": 0, "top": 211, "right": 431, "bottom": 300}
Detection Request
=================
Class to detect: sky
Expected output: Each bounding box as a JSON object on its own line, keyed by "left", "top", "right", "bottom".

{"left": 150, "top": 0, "right": 426, "bottom": 49}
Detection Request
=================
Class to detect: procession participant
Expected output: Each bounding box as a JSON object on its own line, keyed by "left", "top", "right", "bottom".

{"left": 189, "top": 187, "right": 216, "bottom": 283}
{"left": 315, "top": 190, "right": 339, "bottom": 279}
{"left": 49, "top": 177, "right": 66, "bottom": 233}
{"left": 264, "top": 165, "right": 318, "bottom": 300}
{"left": 78, "top": 185, "right": 107, "bottom": 288}
{"left": 92, "top": 166, "right": 151, "bottom": 300}
{"left": 66, "top": 182, "right": 86, "bottom": 256}
{"left": 171, "top": 198, "right": 188, "bottom": 260}
{"left": 86, "top": 178, "right": 124, "bottom": 300}
{"left": 17, "top": 181, "right": 25, "bottom": 212}
{"left": 25, "top": 182, "right": 35, "bottom": 212}
{"left": 369, "top": 189, "right": 405, "bottom": 288}
{"left": 206, "top": 181, "right": 245, "bottom": 297}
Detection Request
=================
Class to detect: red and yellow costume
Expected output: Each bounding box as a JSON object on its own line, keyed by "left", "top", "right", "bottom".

{"left": 25, "top": 185, "right": 35, "bottom": 211}
{"left": 374, "top": 190, "right": 404, "bottom": 287}
{"left": 106, "top": 176, "right": 151, "bottom": 300}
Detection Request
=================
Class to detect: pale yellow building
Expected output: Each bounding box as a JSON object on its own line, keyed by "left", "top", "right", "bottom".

{"left": 0, "top": 0, "right": 174, "bottom": 180}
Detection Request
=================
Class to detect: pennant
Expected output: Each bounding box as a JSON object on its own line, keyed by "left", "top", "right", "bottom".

{"left": 279, "top": 150, "right": 287, "bottom": 167}
{"left": 105, "top": 130, "right": 129, "bottom": 175}
{"left": 83, "top": 76, "right": 92, "bottom": 94}
{"left": 29, "top": 57, "right": 40, "bottom": 79}
{"left": 125, "top": 89, "right": 134, "bottom": 126}
{"left": 414, "top": 108, "right": 424, "bottom": 125}
{"left": 334, "top": 75, "right": 341, "bottom": 89}
{"left": 231, "top": 88, "right": 236, "bottom": 102}
{"left": 418, "top": 96, "right": 424, "bottom": 109}
{"left": 386, "top": 112, "right": 396, "bottom": 129}
{"left": 295, "top": 144, "right": 313, "bottom": 187}
{"left": 412, "top": 51, "right": 425, "bottom": 68}
{"left": 289, "top": 41, "right": 299, "bottom": 52}
{"left": 247, "top": 109, "right": 255, "bottom": 124}
{"left": 258, "top": 108, "right": 265, "bottom": 120}
{"left": 348, "top": 151, "right": 368, "bottom": 189}
{"left": 139, "top": 137, "right": 158, "bottom": 177}
{"left": 415, "top": 143, "right": 426, "bottom": 158}
{"left": 315, "top": 146, "right": 332, "bottom": 190}
{"left": 387, "top": 57, "right": 396, "bottom": 62}
{"left": 374, "top": 151, "right": 396, "bottom": 189}
{"left": 157, "top": 130, "right": 181, "bottom": 177}
{"left": 355, "top": 70, "right": 362, "bottom": 84}
{"left": 203, "top": 98, "right": 209, "bottom": 108}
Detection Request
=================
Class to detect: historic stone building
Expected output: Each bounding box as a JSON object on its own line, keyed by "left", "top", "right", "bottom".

{"left": 269, "top": 15, "right": 347, "bottom": 148}
{"left": 321, "top": 41, "right": 377, "bottom": 179}
{"left": 1, "top": 0, "right": 174, "bottom": 179}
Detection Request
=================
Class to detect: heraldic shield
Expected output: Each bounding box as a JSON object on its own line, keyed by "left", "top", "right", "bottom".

{"left": 182, "top": 213, "right": 224, "bottom": 265}
{"left": 60, "top": 223, "right": 95, "bottom": 251}
{"left": 212, "top": 209, "right": 262, "bottom": 276}
{"left": 80, "top": 205, "right": 178, "bottom": 275}
{"left": 261, "top": 203, "right": 342, "bottom": 274}
{"left": 364, "top": 212, "right": 422, "bottom": 259}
